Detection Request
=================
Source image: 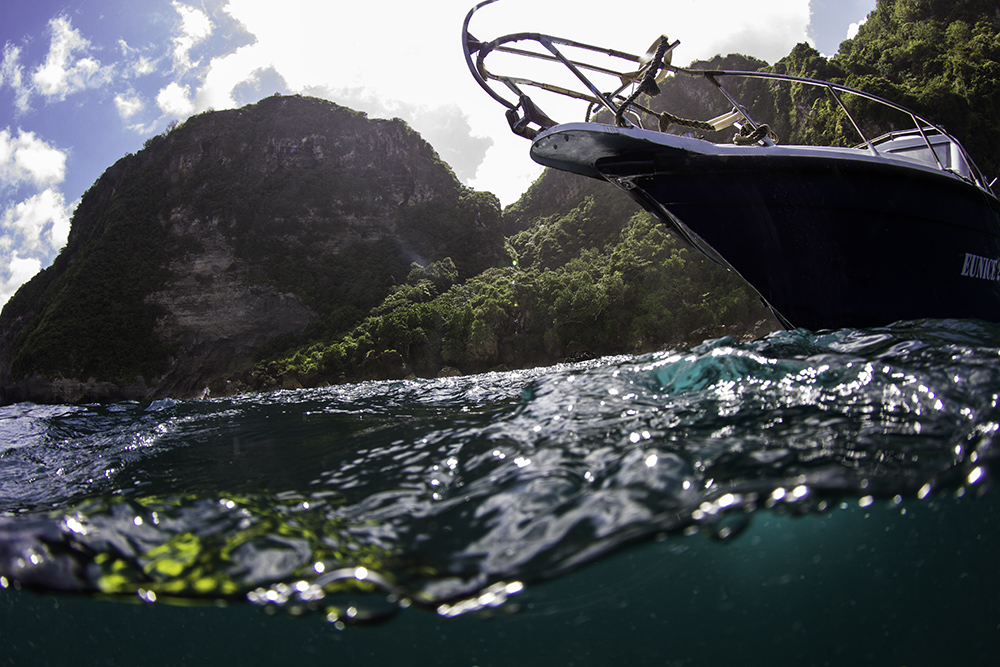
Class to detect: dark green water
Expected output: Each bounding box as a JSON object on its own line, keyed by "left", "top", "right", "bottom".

{"left": 1, "top": 320, "right": 998, "bottom": 665}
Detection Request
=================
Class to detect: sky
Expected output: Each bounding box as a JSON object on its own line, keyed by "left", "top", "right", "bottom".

{"left": 0, "top": 0, "right": 876, "bottom": 307}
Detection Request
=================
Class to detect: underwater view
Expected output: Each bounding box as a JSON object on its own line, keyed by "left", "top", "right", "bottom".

{"left": 1, "top": 319, "right": 998, "bottom": 666}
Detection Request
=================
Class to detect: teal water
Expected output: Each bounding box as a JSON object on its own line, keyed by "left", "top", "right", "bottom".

{"left": 1, "top": 320, "right": 998, "bottom": 665}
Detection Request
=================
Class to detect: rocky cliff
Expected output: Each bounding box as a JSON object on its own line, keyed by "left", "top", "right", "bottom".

{"left": 0, "top": 95, "right": 503, "bottom": 404}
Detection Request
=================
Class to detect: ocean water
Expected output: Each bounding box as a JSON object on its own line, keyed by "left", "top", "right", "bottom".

{"left": 0, "top": 319, "right": 998, "bottom": 665}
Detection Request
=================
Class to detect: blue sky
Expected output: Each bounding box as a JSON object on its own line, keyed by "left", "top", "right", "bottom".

{"left": 0, "top": 0, "right": 875, "bottom": 307}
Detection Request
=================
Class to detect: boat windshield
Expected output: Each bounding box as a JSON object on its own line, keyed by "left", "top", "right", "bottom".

{"left": 871, "top": 130, "right": 974, "bottom": 180}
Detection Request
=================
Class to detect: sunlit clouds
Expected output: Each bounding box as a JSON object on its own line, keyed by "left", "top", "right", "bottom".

{"left": 0, "top": 14, "right": 116, "bottom": 114}
{"left": 0, "top": 252, "right": 42, "bottom": 306}
{"left": 0, "top": 128, "right": 72, "bottom": 304}
{"left": 114, "top": 93, "right": 144, "bottom": 119}
{"left": 170, "top": 1, "right": 214, "bottom": 72}
{"left": 32, "top": 16, "right": 113, "bottom": 102}
{"left": 0, "top": 13, "right": 103, "bottom": 304}
{"left": 847, "top": 17, "right": 870, "bottom": 41}
{"left": 0, "top": 44, "right": 31, "bottom": 114}
{"left": 0, "top": 128, "right": 66, "bottom": 188}
{"left": 2, "top": 189, "right": 71, "bottom": 254}
{"left": 156, "top": 80, "right": 195, "bottom": 116}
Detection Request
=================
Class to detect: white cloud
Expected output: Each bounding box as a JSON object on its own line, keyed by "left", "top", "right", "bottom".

{"left": 171, "top": 1, "right": 214, "bottom": 72}
{"left": 696, "top": 1, "right": 812, "bottom": 62}
{"left": 0, "top": 75, "right": 74, "bottom": 304}
{"left": 0, "top": 251, "right": 43, "bottom": 308}
{"left": 2, "top": 188, "right": 72, "bottom": 253}
{"left": 196, "top": 44, "right": 270, "bottom": 111}
{"left": 847, "top": 16, "right": 868, "bottom": 40}
{"left": 0, "top": 43, "right": 32, "bottom": 114}
{"left": 118, "top": 39, "right": 158, "bottom": 77}
{"left": 0, "top": 128, "right": 72, "bottom": 305}
{"left": 31, "top": 16, "right": 113, "bottom": 102}
{"left": 134, "top": 55, "right": 157, "bottom": 76}
{"left": 157, "top": 81, "right": 195, "bottom": 116}
{"left": 115, "top": 93, "right": 144, "bottom": 119}
{"left": 0, "top": 187, "right": 72, "bottom": 307}
{"left": 0, "top": 128, "right": 67, "bottom": 190}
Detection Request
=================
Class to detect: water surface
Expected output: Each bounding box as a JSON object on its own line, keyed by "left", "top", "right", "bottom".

{"left": 1, "top": 319, "right": 998, "bottom": 665}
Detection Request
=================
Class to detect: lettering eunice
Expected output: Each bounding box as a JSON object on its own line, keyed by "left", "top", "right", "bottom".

{"left": 961, "top": 253, "right": 1000, "bottom": 281}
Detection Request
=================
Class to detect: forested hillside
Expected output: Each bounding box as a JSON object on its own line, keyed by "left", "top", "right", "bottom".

{"left": 252, "top": 0, "right": 1000, "bottom": 392}
{"left": 253, "top": 170, "right": 772, "bottom": 392}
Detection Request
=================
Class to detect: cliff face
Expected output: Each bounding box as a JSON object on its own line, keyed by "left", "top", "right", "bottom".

{"left": 145, "top": 216, "right": 316, "bottom": 400}
{"left": 0, "top": 95, "right": 503, "bottom": 404}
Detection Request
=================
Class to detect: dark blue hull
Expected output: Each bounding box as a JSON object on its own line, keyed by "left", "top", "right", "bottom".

{"left": 533, "top": 125, "right": 1000, "bottom": 330}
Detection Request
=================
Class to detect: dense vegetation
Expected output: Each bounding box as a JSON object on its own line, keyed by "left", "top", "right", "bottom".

{"left": 261, "top": 170, "right": 770, "bottom": 386}
{"left": 258, "top": 0, "right": 1000, "bottom": 387}
{"left": 833, "top": 0, "right": 1000, "bottom": 173}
